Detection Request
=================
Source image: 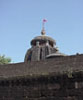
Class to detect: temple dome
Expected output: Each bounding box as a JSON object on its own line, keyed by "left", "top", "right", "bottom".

{"left": 24, "top": 22, "right": 66, "bottom": 62}
{"left": 31, "top": 35, "right": 56, "bottom": 47}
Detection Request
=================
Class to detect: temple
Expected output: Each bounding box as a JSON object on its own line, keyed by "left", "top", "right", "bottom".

{"left": 25, "top": 24, "right": 66, "bottom": 62}
{"left": 0, "top": 24, "right": 83, "bottom": 100}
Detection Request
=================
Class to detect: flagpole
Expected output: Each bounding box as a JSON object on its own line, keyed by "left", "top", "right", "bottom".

{"left": 42, "top": 20, "right": 45, "bottom": 30}
{"left": 41, "top": 19, "right": 47, "bottom": 35}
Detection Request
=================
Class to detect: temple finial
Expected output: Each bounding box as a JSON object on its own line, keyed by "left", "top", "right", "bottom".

{"left": 41, "top": 19, "right": 47, "bottom": 35}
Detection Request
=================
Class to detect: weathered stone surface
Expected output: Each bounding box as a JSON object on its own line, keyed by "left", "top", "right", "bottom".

{"left": 0, "top": 74, "right": 83, "bottom": 100}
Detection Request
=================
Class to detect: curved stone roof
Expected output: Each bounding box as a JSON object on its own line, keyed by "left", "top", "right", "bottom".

{"left": 31, "top": 35, "right": 56, "bottom": 46}
{"left": 46, "top": 52, "right": 67, "bottom": 58}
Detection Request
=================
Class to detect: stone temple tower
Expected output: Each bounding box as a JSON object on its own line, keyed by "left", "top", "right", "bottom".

{"left": 24, "top": 25, "right": 66, "bottom": 62}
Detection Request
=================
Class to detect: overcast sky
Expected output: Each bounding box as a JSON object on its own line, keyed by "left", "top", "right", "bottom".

{"left": 0, "top": 0, "right": 83, "bottom": 63}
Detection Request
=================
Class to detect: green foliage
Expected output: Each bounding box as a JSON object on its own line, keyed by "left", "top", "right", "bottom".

{"left": 0, "top": 55, "right": 11, "bottom": 65}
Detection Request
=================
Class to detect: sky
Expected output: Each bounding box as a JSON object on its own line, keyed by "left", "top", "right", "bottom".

{"left": 0, "top": 0, "right": 83, "bottom": 63}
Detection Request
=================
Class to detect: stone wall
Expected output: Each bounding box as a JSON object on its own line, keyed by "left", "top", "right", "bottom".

{"left": 0, "top": 73, "right": 83, "bottom": 100}
{"left": 0, "top": 54, "right": 83, "bottom": 79}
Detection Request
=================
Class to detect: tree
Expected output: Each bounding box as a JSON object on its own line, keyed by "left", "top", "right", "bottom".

{"left": 0, "top": 55, "right": 11, "bottom": 65}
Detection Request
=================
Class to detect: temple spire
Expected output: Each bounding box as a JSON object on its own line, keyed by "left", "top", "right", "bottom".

{"left": 41, "top": 19, "right": 47, "bottom": 35}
